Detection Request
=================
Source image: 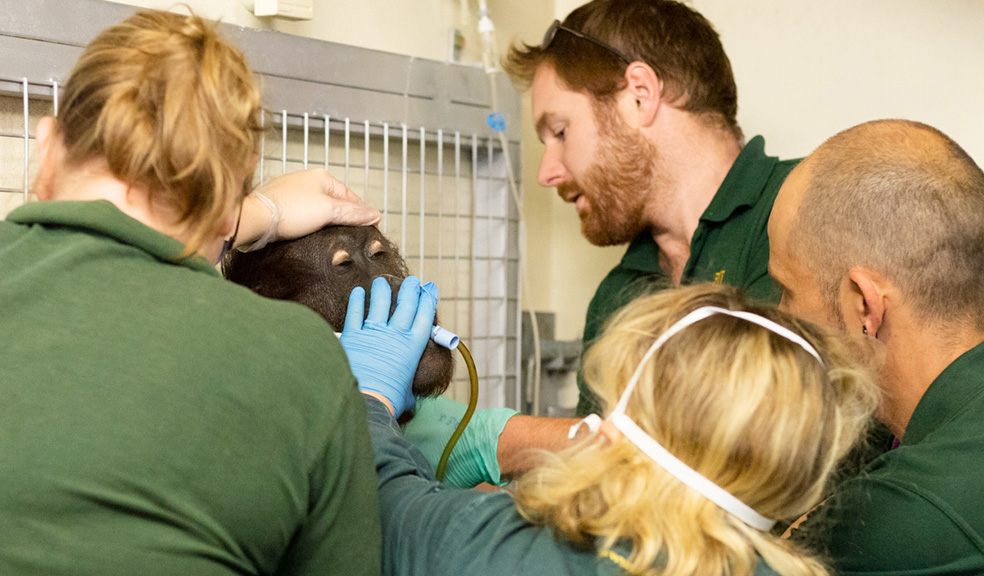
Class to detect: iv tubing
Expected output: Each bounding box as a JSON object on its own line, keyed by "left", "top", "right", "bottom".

{"left": 474, "top": 0, "right": 542, "bottom": 415}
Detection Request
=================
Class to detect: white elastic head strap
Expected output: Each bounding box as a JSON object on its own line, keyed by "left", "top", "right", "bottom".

{"left": 612, "top": 306, "right": 824, "bottom": 416}
{"left": 611, "top": 412, "right": 776, "bottom": 530}
{"left": 568, "top": 305, "right": 825, "bottom": 532}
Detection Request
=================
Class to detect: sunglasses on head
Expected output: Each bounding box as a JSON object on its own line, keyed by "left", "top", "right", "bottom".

{"left": 541, "top": 19, "right": 632, "bottom": 65}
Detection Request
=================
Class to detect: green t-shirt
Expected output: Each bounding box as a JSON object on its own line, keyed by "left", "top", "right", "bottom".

{"left": 0, "top": 201, "right": 380, "bottom": 576}
{"left": 577, "top": 136, "right": 798, "bottom": 415}
{"left": 799, "top": 340, "right": 984, "bottom": 575}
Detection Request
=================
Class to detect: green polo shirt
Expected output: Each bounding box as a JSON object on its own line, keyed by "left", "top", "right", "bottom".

{"left": 799, "top": 340, "right": 984, "bottom": 575}
{"left": 577, "top": 136, "right": 798, "bottom": 415}
{"left": 0, "top": 201, "right": 380, "bottom": 575}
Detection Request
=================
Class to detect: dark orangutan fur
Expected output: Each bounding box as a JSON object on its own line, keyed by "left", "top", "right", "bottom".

{"left": 223, "top": 225, "right": 453, "bottom": 398}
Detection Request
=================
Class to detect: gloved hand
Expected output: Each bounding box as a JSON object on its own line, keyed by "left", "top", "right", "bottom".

{"left": 403, "top": 396, "right": 518, "bottom": 488}
{"left": 340, "top": 276, "right": 437, "bottom": 417}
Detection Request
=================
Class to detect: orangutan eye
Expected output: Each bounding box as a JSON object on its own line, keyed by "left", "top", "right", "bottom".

{"left": 331, "top": 250, "right": 352, "bottom": 266}
{"left": 368, "top": 240, "right": 386, "bottom": 259}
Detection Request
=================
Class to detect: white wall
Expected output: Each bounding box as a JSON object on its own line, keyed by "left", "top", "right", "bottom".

{"left": 104, "top": 0, "right": 484, "bottom": 62}
{"left": 697, "top": 0, "right": 984, "bottom": 162}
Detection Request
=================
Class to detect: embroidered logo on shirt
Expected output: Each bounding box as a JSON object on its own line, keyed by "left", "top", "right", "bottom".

{"left": 714, "top": 269, "right": 726, "bottom": 284}
{"left": 602, "top": 549, "right": 633, "bottom": 571}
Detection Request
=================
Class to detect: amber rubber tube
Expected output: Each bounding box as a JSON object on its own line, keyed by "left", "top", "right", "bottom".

{"left": 435, "top": 340, "right": 479, "bottom": 481}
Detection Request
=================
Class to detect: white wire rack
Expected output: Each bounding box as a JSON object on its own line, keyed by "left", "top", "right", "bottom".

{"left": 0, "top": 0, "right": 523, "bottom": 409}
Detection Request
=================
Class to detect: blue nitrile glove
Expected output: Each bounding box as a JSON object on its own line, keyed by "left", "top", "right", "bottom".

{"left": 340, "top": 276, "right": 437, "bottom": 417}
{"left": 403, "top": 396, "right": 518, "bottom": 488}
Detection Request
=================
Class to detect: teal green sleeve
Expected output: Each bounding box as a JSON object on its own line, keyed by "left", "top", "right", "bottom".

{"left": 403, "top": 396, "right": 517, "bottom": 488}
{"left": 369, "top": 398, "right": 780, "bottom": 576}
{"left": 366, "top": 397, "right": 616, "bottom": 576}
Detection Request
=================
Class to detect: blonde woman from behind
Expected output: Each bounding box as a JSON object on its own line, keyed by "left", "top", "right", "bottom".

{"left": 357, "top": 282, "right": 878, "bottom": 575}
{"left": 513, "top": 283, "right": 879, "bottom": 576}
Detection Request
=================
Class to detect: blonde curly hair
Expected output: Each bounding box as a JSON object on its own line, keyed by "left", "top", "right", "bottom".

{"left": 514, "top": 284, "right": 879, "bottom": 575}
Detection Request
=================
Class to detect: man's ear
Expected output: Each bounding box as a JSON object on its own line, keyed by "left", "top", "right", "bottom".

{"left": 845, "top": 266, "right": 888, "bottom": 339}
{"left": 34, "top": 116, "right": 62, "bottom": 200}
{"left": 622, "top": 62, "right": 663, "bottom": 128}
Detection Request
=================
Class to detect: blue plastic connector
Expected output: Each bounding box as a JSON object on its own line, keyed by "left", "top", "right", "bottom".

{"left": 486, "top": 112, "right": 506, "bottom": 133}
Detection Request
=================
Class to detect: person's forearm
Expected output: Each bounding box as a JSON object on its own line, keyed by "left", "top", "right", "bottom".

{"left": 496, "top": 415, "right": 580, "bottom": 479}
{"left": 233, "top": 192, "right": 273, "bottom": 249}
{"left": 233, "top": 169, "right": 381, "bottom": 251}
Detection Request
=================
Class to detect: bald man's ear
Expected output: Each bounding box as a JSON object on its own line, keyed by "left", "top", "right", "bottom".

{"left": 846, "top": 266, "right": 888, "bottom": 339}
{"left": 622, "top": 62, "right": 663, "bottom": 128}
{"left": 34, "top": 116, "right": 62, "bottom": 200}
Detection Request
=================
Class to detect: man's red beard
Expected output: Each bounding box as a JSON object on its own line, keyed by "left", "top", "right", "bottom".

{"left": 557, "top": 103, "right": 662, "bottom": 246}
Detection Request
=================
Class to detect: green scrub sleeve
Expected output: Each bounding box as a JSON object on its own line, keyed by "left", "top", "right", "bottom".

{"left": 364, "top": 396, "right": 614, "bottom": 576}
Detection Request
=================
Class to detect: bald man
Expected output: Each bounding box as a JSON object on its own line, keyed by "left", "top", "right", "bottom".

{"left": 769, "top": 119, "right": 984, "bottom": 574}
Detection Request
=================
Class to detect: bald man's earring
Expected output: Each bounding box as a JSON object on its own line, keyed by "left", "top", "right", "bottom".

{"left": 862, "top": 325, "right": 869, "bottom": 336}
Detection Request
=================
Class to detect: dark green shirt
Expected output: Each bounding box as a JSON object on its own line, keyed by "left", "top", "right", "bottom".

{"left": 365, "top": 397, "right": 779, "bottom": 575}
{"left": 801, "top": 340, "right": 984, "bottom": 575}
{"left": 0, "top": 201, "right": 380, "bottom": 576}
{"left": 577, "top": 136, "right": 798, "bottom": 415}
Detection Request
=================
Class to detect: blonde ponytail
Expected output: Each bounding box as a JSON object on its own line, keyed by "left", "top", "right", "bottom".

{"left": 58, "top": 9, "right": 262, "bottom": 255}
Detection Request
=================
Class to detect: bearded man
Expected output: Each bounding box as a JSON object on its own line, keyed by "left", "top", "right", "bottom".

{"left": 404, "top": 0, "right": 799, "bottom": 486}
